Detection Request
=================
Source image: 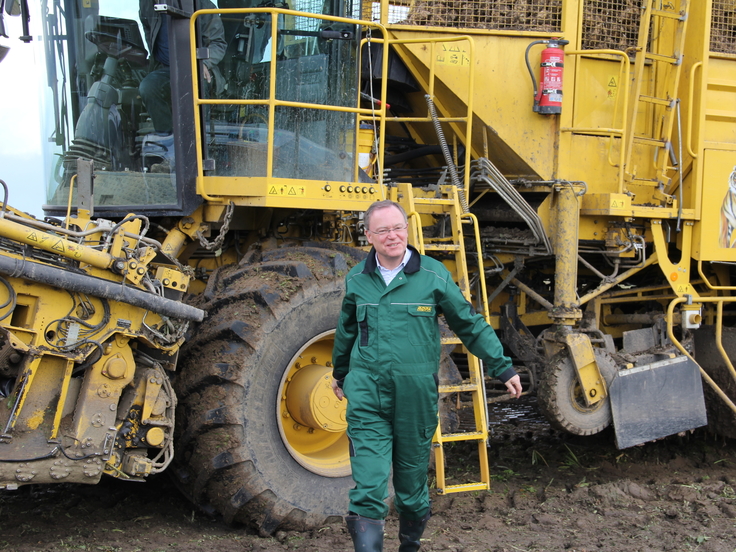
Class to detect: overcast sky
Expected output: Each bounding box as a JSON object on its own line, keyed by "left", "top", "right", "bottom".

{"left": 0, "top": 7, "right": 46, "bottom": 217}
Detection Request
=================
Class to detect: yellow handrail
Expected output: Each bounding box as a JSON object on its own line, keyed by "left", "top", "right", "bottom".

{"left": 687, "top": 61, "right": 703, "bottom": 159}
{"left": 666, "top": 296, "right": 736, "bottom": 415}
{"left": 697, "top": 258, "right": 736, "bottom": 291}
{"left": 460, "top": 212, "right": 490, "bottom": 322}
{"left": 190, "top": 8, "right": 390, "bottom": 201}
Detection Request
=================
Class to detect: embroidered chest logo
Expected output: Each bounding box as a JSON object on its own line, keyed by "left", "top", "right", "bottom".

{"left": 416, "top": 306, "right": 432, "bottom": 312}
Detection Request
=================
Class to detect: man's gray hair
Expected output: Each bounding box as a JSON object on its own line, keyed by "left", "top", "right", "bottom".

{"left": 364, "top": 200, "right": 408, "bottom": 231}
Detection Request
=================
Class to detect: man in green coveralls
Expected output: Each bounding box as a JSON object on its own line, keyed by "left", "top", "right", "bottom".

{"left": 331, "top": 200, "right": 522, "bottom": 551}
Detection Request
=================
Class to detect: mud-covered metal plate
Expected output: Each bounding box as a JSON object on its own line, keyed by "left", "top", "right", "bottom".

{"left": 610, "top": 356, "right": 707, "bottom": 449}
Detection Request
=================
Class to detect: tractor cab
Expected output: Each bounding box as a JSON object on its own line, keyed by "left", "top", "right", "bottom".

{"left": 41, "top": 0, "right": 362, "bottom": 218}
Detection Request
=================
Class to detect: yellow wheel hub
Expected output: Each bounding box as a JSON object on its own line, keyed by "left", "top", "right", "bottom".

{"left": 277, "top": 330, "right": 350, "bottom": 477}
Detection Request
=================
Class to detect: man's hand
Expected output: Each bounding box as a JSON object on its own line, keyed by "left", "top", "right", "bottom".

{"left": 202, "top": 64, "right": 212, "bottom": 83}
{"left": 505, "top": 374, "right": 522, "bottom": 399}
{"left": 331, "top": 377, "right": 345, "bottom": 401}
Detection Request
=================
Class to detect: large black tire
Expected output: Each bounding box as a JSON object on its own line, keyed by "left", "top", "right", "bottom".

{"left": 172, "top": 245, "right": 364, "bottom": 535}
{"left": 538, "top": 348, "right": 617, "bottom": 436}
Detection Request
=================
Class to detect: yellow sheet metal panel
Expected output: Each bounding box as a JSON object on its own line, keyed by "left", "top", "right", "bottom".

{"left": 390, "top": 31, "right": 558, "bottom": 179}
{"left": 571, "top": 57, "right": 625, "bottom": 131}
{"left": 581, "top": 193, "right": 631, "bottom": 214}
{"left": 200, "top": 176, "right": 384, "bottom": 210}
{"left": 557, "top": 133, "right": 618, "bottom": 190}
{"left": 704, "top": 57, "right": 736, "bottom": 147}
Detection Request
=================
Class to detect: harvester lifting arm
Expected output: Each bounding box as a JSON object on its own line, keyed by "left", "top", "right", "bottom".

{"left": 0, "top": 216, "right": 120, "bottom": 272}
{"left": 0, "top": 255, "right": 204, "bottom": 322}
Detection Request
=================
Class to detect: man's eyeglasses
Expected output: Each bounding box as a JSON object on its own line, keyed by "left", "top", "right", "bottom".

{"left": 367, "top": 224, "right": 408, "bottom": 236}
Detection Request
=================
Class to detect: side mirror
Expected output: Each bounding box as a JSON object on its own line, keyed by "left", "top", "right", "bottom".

{"left": 5, "top": 1, "right": 20, "bottom": 16}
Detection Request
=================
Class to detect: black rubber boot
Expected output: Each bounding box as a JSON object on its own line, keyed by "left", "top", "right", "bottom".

{"left": 346, "top": 514, "right": 385, "bottom": 551}
{"left": 398, "top": 510, "right": 431, "bottom": 552}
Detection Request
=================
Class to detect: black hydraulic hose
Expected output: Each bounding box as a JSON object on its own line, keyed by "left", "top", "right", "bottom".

{"left": 525, "top": 40, "right": 547, "bottom": 102}
{"left": 0, "top": 256, "right": 205, "bottom": 322}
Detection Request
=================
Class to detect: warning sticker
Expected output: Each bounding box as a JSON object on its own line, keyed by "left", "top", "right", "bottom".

{"left": 607, "top": 75, "right": 618, "bottom": 100}
{"left": 28, "top": 231, "right": 68, "bottom": 254}
{"left": 610, "top": 198, "right": 626, "bottom": 209}
{"left": 268, "top": 185, "right": 307, "bottom": 197}
{"left": 436, "top": 43, "right": 470, "bottom": 67}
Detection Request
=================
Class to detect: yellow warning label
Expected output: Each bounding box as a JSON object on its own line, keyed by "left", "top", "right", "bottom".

{"left": 674, "top": 283, "right": 694, "bottom": 295}
{"left": 436, "top": 43, "right": 470, "bottom": 67}
{"left": 610, "top": 199, "right": 626, "bottom": 209}
{"left": 607, "top": 75, "right": 618, "bottom": 100}
{"left": 268, "top": 185, "right": 307, "bottom": 197}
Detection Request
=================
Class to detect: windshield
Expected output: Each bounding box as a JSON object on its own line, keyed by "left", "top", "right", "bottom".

{"left": 42, "top": 0, "right": 361, "bottom": 213}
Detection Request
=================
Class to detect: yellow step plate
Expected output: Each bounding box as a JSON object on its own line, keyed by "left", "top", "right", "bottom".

{"left": 435, "top": 431, "right": 485, "bottom": 442}
{"left": 438, "top": 482, "right": 489, "bottom": 494}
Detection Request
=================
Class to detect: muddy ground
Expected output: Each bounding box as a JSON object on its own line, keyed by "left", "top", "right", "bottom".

{"left": 1, "top": 397, "right": 735, "bottom": 552}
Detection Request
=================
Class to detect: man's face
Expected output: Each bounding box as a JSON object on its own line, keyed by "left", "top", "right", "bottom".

{"left": 365, "top": 205, "right": 408, "bottom": 267}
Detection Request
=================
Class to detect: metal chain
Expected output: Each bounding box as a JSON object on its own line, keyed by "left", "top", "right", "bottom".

{"left": 196, "top": 202, "right": 234, "bottom": 251}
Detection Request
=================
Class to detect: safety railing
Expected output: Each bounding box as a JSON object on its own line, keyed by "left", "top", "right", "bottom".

{"left": 190, "top": 8, "right": 391, "bottom": 202}
{"left": 666, "top": 296, "right": 736, "bottom": 416}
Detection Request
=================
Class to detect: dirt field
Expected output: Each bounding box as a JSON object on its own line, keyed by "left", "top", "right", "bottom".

{"left": 1, "top": 397, "right": 735, "bottom": 552}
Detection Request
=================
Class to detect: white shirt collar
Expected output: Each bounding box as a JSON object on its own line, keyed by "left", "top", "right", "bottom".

{"left": 376, "top": 248, "right": 412, "bottom": 285}
{"left": 376, "top": 247, "right": 412, "bottom": 271}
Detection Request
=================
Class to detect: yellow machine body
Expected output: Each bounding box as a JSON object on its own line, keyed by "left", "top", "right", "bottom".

{"left": 0, "top": 0, "right": 734, "bottom": 533}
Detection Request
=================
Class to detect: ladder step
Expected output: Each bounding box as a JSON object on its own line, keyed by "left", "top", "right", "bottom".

{"left": 632, "top": 136, "right": 667, "bottom": 147}
{"left": 437, "top": 482, "right": 489, "bottom": 494}
{"left": 423, "top": 244, "right": 462, "bottom": 252}
{"left": 438, "top": 383, "right": 479, "bottom": 393}
{"left": 629, "top": 178, "right": 660, "bottom": 187}
{"left": 651, "top": 9, "right": 685, "bottom": 21}
{"left": 441, "top": 336, "right": 462, "bottom": 345}
{"left": 638, "top": 95, "right": 674, "bottom": 107}
{"left": 644, "top": 52, "right": 681, "bottom": 65}
{"left": 436, "top": 431, "right": 485, "bottom": 442}
{"left": 411, "top": 198, "right": 456, "bottom": 205}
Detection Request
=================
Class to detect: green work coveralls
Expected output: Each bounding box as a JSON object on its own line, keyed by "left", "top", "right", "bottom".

{"left": 332, "top": 245, "right": 516, "bottom": 521}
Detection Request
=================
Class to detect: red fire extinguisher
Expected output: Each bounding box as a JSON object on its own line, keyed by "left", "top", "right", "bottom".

{"left": 525, "top": 38, "right": 569, "bottom": 114}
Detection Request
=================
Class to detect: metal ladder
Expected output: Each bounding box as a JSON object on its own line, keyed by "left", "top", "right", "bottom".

{"left": 623, "top": 0, "right": 690, "bottom": 201}
{"left": 397, "top": 182, "right": 492, "bottom": 494}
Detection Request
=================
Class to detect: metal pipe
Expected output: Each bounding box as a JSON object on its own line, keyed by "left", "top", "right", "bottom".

{"left": 551, "top": 184, "right": 581, "bottom": 323}
{"left": 603, "top": 313, "right": 681, "bottom": 325}
{"left": 0, "top": 217, "right": 116, "bottom": 271}
{"left": 578, "top": 253, "right": 658, "bottom": 305}
{"left": 0, "top": 256, "right": 205, "bottom": 322}
{"left": 510, "top": 277, "right": 554, "bottom": 311}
